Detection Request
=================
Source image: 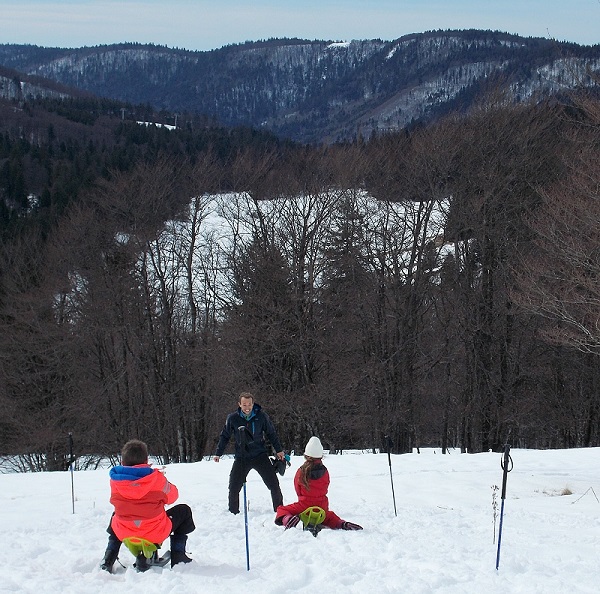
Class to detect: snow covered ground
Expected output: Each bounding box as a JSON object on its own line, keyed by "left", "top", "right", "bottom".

{"left": 1, "top": 447, "right": 599, "bottom": 593}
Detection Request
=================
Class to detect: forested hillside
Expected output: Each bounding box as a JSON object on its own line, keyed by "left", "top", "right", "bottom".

{"left": 1, "top": 84, "right": 599, "bottom": 471}
{"left": 0, "top": 94, "right": 291, "bottom": 233}
{"left": 1, "top": 30, "right": 599, "bottom": 143}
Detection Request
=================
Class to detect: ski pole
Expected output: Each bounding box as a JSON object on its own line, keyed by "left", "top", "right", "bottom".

{"left": 243, "top": 481, "right": 250, "bottom": 571}
{"left": 68, "top": 432, "right": 75, "bottom": 514}
{"left": 385, "top": 435, "right": 397, "bottom": 517}
{"left": 495, "top": 443, "right": 513, "bottom": 570}
{"left": 237, "top": 425, "right": 250, "bottom": 571}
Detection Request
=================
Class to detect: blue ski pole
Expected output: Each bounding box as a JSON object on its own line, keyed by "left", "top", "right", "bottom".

{"left": 237, "top": 425, "right": 251, "bottom": 571}
{"left": 495, "top": 443, "right": 513, "bottom": 570}
{"left": 243, "top": 481, "right": 250, "bottom": 571}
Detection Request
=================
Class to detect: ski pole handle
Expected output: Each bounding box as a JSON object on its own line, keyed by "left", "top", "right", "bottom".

{"left": 500, "top": 444, "right": 512, "bottom": 500}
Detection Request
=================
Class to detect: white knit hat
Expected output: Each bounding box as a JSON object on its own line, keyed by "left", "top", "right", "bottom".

{"left": 304, "top": 436, "right": 324, "bottom": 458}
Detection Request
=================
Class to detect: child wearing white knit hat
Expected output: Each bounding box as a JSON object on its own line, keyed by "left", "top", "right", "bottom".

{"left": 274, "top": 436, "right": 363, "bottom": 532}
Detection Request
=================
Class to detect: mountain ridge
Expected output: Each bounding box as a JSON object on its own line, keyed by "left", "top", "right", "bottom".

{"left": 0, "top": 29, "right": 598, "bottom": 143}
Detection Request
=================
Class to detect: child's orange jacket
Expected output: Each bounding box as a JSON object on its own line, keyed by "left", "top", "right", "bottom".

{"left": 109, "top": 464, "right": 178, "bottom": 544}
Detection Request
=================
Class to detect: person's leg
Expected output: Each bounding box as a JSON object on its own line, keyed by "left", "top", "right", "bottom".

{"left": 100, "top": 516, "right": 121, "bottom": 572}
{"left": 321, "top": 509, "right": 363, "bottom": 530}
{"left": 252, "top": 454, "right": 283, "bottom": 511}
{"left": 322, "top": 509, "right": 344, "bottom": 529}
{"left": 166, "top": 504, "right": 195, "bottom": 566}
{"left": 274, "top": 501, "right": 306, "bottom": 525}
{"left": 228, "top": 458, "right": 249, "bottom": 514}
{"left": 167, "top": 503, "right": 196, "bottom": 535}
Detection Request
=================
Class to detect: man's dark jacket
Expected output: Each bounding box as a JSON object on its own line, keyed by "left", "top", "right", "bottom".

{"left": 215, "top": 403, "right": 282, "bottom": 460}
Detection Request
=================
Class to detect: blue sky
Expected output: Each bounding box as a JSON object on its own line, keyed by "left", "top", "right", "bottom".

{"left": 2, "top": 0, "right": 598, "bottom": 50}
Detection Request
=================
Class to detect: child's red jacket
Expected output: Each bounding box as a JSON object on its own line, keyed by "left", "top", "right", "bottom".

{"left": 109, "top": 464, "right": 178, "bottom": 544}
{"left": 276, "top": 461, "right": 343, "bottom": 528}
{"left": 293, "top": 462, "right": 331, "bottom": 510}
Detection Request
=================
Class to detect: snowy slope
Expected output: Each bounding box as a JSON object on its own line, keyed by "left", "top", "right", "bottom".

{"left": 1, "top": 448, "right": 599, "bottom": 593}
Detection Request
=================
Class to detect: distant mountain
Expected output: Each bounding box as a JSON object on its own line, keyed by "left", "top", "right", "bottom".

{"left": 1, "top": 30, "right": 599, "bottom": 143}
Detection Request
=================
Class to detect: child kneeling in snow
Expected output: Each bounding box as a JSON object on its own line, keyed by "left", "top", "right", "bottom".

{"left": 274, "top": 436, "right": 362, "bottom": 531}
{"left": 100, "top": 439, "right": 196, "bottom": 572}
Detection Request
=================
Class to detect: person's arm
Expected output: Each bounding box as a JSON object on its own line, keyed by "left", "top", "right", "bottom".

{"left": 165, "top": 479, "right": 179, "bottom": 504}
{"left": 262, "top": 411, "right": 284, "bottom": 457}
{"left": 214, "top": 416, "right": 232, "bottom": 461}
{"left": 155, "top": 469, "right": 179, "bottom": 504}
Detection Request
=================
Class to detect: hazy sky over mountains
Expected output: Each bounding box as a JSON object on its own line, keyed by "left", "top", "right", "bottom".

{"left": 2, "top": 0, "right": 598, "bottom": 51}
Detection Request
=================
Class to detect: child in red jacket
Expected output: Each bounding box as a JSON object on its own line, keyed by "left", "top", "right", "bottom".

{"left": 274, "top": 436, "right": 362, "bottom": 531}
{"left": 100, "top": 439, "right": 195, "bottom": 572}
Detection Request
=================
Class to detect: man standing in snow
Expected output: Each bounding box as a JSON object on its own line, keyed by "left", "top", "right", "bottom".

{"left": 214, "top": 392, "right": 286, "bottom": 514}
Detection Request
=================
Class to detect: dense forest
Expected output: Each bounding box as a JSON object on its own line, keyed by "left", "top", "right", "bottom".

{"left": 0, "top": 87, "right": 599, "bottom": 471}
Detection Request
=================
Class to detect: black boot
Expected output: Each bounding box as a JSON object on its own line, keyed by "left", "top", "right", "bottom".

{"left": 100, "top": 547, "right": 119, "bottom": 573}
{"left": 170, "top": 534, "right": 192, "bottom": 567}
{"left": 134, "top": 552, "right": 150, "bottom": 572}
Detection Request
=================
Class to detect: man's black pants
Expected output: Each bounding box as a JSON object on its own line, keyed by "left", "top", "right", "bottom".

{"left": 228, "top": 453, "right": 283, "bottom": 514}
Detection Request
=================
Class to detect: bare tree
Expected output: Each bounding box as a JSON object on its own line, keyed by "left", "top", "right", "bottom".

{"left": 514, "top": 97, "right": 600, "bottom": 353}
{"left": 360, "top": 124, "right": 455, "bottom": 453}
{"left": 443, "top": 93, "right": 568, "bottom": 452}
{"left": 0, "top": 224, "right": 95, "bottom": 469}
